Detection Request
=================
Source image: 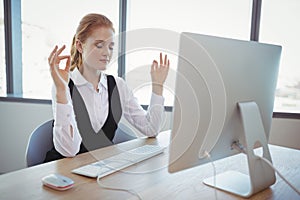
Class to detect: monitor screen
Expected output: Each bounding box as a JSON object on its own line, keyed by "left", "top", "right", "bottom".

{"left": 168, "top": 32, "right": 281, "bottom": 197}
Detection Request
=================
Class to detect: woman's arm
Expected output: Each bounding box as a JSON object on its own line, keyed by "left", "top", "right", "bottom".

{"left": 117, "top": 79, "right": 165, "bottom": 137}
{"left": 49, "top": 45, "right": 82, "bottom": 157}
{"left": 51, "top": 86, "right": 82, "bottom": 157}
{"left": 117, "top": 53, "right": 170, "bottom": 137}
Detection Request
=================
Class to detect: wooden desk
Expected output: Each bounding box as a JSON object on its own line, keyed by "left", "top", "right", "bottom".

{"left": 0, "top": 131, "right": 299, "bottom": 200}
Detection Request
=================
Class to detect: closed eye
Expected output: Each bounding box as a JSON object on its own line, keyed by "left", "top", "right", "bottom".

{"left": 95, "top": 42, "right": 104, "bottom": 49}
{"left": 109, "top": 43, "right": 114, "bottom": 50}
{"left": 95, "top": 41, "right": 114, "bottom": 50}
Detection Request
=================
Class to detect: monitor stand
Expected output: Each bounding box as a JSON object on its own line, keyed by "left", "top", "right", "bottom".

{"left": 203, "top": 101, "right": 276, "bottom": 198}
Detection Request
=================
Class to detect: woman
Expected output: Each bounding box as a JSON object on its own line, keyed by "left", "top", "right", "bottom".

{"left": 45, "top": 13, "right": 169, "bottom": 161}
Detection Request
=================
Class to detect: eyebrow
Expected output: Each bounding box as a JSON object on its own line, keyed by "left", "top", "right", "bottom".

{"left": 95, "top": 40, "right": 114, "bottom": 45}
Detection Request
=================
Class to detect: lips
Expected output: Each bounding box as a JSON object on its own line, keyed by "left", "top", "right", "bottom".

{"left": 99, "top": 59, "right": 109, "bottom": 63}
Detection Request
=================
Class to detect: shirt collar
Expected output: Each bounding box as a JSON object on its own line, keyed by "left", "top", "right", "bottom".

{"left": 99, "top": 72, "right": 108, "bottom": 90}
{"left": 71, "top": 67, "right": 87, "bottom": 86}
{"left": 71, "top": 67, "right": 107, "bottom": 90}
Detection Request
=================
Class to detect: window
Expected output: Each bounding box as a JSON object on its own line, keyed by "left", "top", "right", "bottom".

{"left": 126, "top": 0, "right": 252, "bottom": 106}
{"left": 0, "top": 0, "right": 5, "bottom": 95}
{"left": 5, "top": 0, "right": 298, "bottom": 116}
{"left": 21, "top": 0, "right": 119, "bottom": 99}
{"left": 260, "top": 0, "right": 300, "bottom": 113}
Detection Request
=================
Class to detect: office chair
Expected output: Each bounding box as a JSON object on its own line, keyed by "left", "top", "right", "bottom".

{"left": 25, "top": 119, "right": 137, "bottom": 167}
{"left": 25, "top": 119, "right": 54, "bottom": 167}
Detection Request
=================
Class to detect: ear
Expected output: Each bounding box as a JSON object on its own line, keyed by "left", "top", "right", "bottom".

{"left": 76, "top": 40, "right": 83, "bottom": 53}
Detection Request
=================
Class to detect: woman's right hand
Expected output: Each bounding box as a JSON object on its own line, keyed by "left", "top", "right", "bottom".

{"left": 48, "top": 45, "right": 71, "bottom": 104}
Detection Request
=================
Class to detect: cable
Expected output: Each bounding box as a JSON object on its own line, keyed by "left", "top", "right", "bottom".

{"left": 231, "top": 141, "right": 246, "bottom": 154}
{"left": 94, "top": 144, "right": 166, "bottom": 199}
{"left": 257, "top": 155, "right": 300, "bottom": 196}
{"left": 97, "top": 175, "right": 142, "bottom": 200}
{"left": 231, "top": 141, "right": 300, "bottom": 196}
{"left": 95, "top": 159, "right": 142, "bottom": 200}
{"left": 203, "top": 151, "right": 218, "bottom": 200}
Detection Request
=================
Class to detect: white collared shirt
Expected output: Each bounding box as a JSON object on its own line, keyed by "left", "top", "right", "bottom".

{"left": 52, "top": 68, "right": 165, "bottom": 157}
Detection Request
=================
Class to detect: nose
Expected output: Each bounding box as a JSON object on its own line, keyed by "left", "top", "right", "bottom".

{"left": 101, "top": 44, "right": 110, "bottom": 56}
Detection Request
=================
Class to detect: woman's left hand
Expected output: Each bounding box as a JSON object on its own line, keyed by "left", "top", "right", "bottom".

{"left": 151, "top": 53, "right": 170, "bottom": 95}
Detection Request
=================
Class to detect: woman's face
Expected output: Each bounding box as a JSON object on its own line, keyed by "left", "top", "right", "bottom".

{"left": 80, "top": 27, "right": 114, "bottom": 72}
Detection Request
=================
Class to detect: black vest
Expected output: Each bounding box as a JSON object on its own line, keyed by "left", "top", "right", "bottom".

{"left": 44, "top": 75, "right": 122, "bottom": 162}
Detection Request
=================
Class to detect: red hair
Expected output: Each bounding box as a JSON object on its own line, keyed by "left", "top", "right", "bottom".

{"left": 70, "top": 13, "right": 114, "bottom": 70}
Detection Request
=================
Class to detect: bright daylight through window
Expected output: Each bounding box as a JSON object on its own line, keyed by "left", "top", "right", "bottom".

{"left": 21, "top": 0, "right": 119, "bottom": 99}
{"left": 2, "top": 0, "right": 300, "bottom": 115}
{"left": 260, "top": 0, "right": 300, "bottom": 113}
{"left": 126, "top": 0, "right": 252, "bottom": 106}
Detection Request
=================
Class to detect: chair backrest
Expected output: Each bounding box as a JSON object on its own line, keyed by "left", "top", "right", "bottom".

{"left": 25, "top": 120, "right": 136, "bottom": 167}
{"left": 25, "top": 120, "right": 54, "bottom": 167}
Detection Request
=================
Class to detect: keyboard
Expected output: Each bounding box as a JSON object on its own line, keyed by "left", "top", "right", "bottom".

{"left": 72, "top": 145, "right": 165, "bottom": 178}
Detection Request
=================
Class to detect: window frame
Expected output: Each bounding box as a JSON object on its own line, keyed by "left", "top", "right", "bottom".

{"left": 1, "top": 0, "right": 299, "bottom": 119}
{"left": 3, "top": 0, "right": 22, "bottom": 95}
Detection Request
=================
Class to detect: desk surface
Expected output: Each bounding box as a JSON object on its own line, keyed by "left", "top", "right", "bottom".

{"left": 0, "top": 131, "right": 299, "bottom": 200}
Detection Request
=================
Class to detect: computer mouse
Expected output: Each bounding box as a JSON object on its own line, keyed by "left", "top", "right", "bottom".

{"left": 42, "top": 173, "right": 74, "bottom": 191}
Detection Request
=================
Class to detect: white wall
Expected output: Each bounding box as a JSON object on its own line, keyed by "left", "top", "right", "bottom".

{"left": 0, "top": 101, "right": 299, "bottom": 174}
{"left": 269, "top": 118, "right": 300, "bottom": 150}
{"left": 0, "top": 101, "right": 52, "bottom": 174}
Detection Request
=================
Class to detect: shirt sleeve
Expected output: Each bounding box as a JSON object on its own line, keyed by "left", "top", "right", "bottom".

{"left": 51, "top": 85, "right": 82, "bottom": 157}
{"left": 115, "top": 77, "right": 165, "bottom": 137}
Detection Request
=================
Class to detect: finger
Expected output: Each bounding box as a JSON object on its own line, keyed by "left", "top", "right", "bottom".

{"left": 56, "top": 55, "right": 70, "bottom": 66}
{"left": 164, "top": 54, "right": 167, "bottom": 66}
{"left": 49, "top": 52, "right": 57, "bottom": 67}
{"left": 56, "top": 45, "right": 66, "bottom": 56}
{"left": 167, "top": 59, "right": 170, "bottom": 68}
{"left": 65, "top": 56, "right": 71, "bottom": 72}
{"left": 160, "top": 52, "right": 163, "bottom": 66}
{"left": 52, "top": 45, "right": 58, "bottom": 52}
{"left": 52, "top": 51, "right": 58, "bottom": 65}
{"left": 151, "top": 60, "right": 158, "bottom": 72}
{"left": 50, "top": 45, "right": 58, "bottom": 55}
{"left": 58, "top": 55, "right": 71, "bottom": 60}
{"left": 48, "top": 45, "right": 58, "bottom": 61}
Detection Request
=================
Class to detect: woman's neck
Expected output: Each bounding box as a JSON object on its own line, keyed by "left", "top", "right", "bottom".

{"left": 79, "top": 67, "right": 101, "bottom": 91}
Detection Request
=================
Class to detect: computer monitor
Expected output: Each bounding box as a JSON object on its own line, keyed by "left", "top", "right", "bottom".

{"left": 168, "top": 32, "right": 282, "bottom": 197}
